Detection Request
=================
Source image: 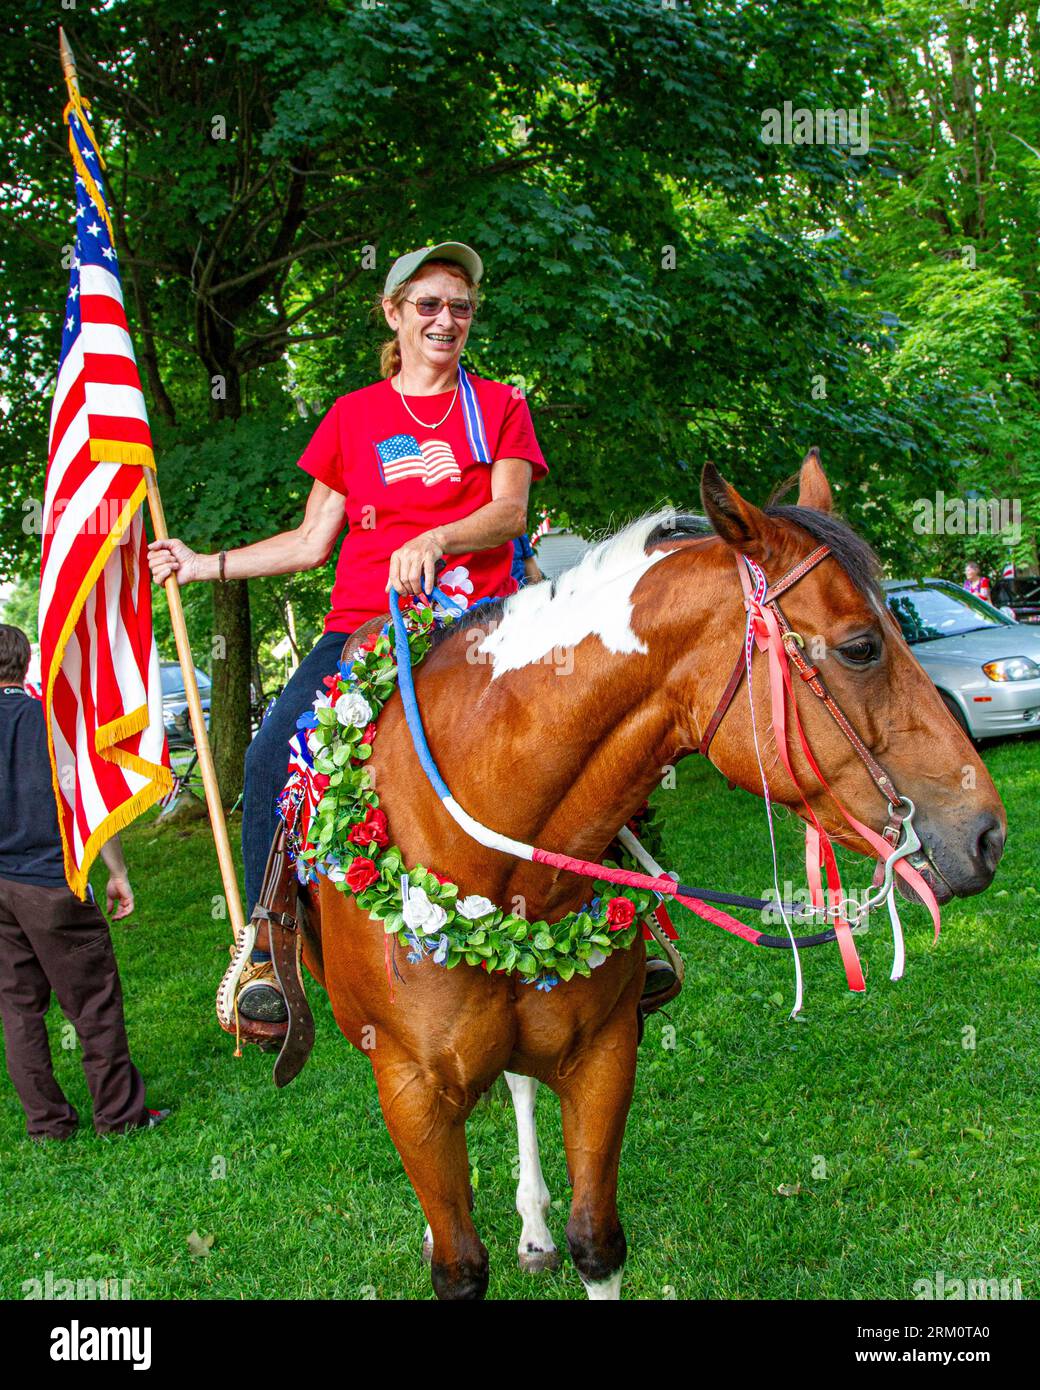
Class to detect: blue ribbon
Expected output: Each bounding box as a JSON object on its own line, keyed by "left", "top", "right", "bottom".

{"left": 458, "top": 364, "right": 491, "bottom": 464}
{"left": 388, "top": 586, "right": 457, "bottom": 800}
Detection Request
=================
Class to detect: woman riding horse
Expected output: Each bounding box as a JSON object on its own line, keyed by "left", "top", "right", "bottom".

{"left": 147, "top": 241, "right": 552, "bottom": 1025}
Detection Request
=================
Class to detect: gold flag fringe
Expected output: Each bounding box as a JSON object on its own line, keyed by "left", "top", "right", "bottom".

{"left": 89, "top": 438, "right": 157, "bottom": 471}
{"left": 63, "top": 95, "right": 114, "bottom": 243}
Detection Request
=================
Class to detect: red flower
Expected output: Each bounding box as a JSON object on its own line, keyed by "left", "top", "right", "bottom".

{"left": 345, "top": 856, "right": 379, "bottom": 893}
{"left": 322, "top": 673, "right": 340, "bottom": 690}
{"left": 429, "top": 870, "right": 451, "bottom": 885}
{"left": 361, "top": 722, "right": 377, "bottom": 745}
{"left": 606, "top": 897, "right": 636, "bottom": 931}
{"left": 360, "top": 632, "right": 381, "bottom": 653}
{"left": 347, "top": 806, "right": 389, "bottom": 849}
{"left": 311, "top": 773, "right": 330, "bottom": 794}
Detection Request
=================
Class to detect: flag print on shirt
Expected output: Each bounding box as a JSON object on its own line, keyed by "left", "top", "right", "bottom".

{"left": 375, "top": 433, "right": 461, "bottom": 487}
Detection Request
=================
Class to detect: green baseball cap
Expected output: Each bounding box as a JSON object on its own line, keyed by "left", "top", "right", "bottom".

{"left": 383, "top": 241, "right": 484, "bottom": 297}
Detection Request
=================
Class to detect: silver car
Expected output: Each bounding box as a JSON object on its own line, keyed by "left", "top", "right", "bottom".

{"left": 885, "top": 579, "right": 1040, "bottom": 740}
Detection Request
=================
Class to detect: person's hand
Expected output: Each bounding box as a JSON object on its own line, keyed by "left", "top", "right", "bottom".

{"left": 147, "top": 538, "right": 203, "bottom": 586}
{"left": 386, "top": 533, "right": 445, "bottom": 599}
{"left": 106, "top": 874, "right": 134, "bottom": 920}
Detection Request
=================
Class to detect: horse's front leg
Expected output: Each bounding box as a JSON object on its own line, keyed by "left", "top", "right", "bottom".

{"left": 552, "top": 1006, "right": 639, "bottom": 1301}
{"left": 371, "top": 1046, "right": 488, "bottom": 1301}
{"left": 505, "top": 1071, "right": 560, "bottom": 1272}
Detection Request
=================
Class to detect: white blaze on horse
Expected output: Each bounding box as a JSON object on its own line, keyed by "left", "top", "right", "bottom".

{"left": 256, "top": 453, "right": 1007, "bottom": 1300}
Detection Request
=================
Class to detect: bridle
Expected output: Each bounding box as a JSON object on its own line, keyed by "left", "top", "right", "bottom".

{"left": 698, "top": 543, "right": 925, "bottom": 926}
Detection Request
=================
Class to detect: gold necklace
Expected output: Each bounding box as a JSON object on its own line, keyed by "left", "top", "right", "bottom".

{"left": 393, "top": 373, "right": 458, "bottom": 430}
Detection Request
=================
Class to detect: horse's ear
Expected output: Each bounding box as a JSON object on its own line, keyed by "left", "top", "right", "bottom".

{"left": 797, "top": 447, "right": 832, "bottom": 512}
{"left": 700, "top": 463, "right": 781, "bottom": 559}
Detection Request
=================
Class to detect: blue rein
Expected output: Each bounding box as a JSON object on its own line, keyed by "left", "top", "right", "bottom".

{"left": 388, "top": 583, "right": 468, "bottom": 803}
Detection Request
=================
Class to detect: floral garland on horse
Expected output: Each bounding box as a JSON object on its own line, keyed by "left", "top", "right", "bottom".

{"left": 277, "top": 598, "right": 666, "bottom": 991}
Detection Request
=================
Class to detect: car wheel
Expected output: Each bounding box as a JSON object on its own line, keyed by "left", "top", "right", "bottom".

{"left": 939, "top": 691, "right": 975, "bottom": 742}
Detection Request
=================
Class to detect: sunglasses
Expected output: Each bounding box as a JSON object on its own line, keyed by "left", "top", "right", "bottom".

{"left": 403, "top": 296, "right": 475, "bottom": 319}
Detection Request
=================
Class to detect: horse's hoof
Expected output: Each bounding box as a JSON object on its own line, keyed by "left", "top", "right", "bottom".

{"left": 421, "top": 1237, "right": 434, "bottom": 1265}
{"left": 519, "top": 1247, "right": 561, "bottom": 1274}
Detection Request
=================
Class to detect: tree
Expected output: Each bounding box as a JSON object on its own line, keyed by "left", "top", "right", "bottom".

{"left": 841, "top": 0, "right": 1040, "bottom": 572}
{"left": 3, "top": 0, "right": 1022, "bottom": 800}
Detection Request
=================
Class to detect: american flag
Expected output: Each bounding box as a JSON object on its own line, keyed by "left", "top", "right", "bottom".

{"left": 39, "top": 85, "right": 171, "bottom": 897}
{"left": 530, "top": 511, "right": 552, "bottom": 545}
{"left": 375, "top": 433, "right": 461, "bottom": 486}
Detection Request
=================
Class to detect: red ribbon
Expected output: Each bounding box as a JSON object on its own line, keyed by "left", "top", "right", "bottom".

{"left": 739, "top": 555, "right": 940, "bottom": 993}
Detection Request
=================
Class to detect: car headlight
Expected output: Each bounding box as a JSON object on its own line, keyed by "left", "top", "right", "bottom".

{"left": 982, "top": 656, "right": 1040, "bottom": 682}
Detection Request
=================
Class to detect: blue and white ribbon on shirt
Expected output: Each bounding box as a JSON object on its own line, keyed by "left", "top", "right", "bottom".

{"left": 458, "top": 364, "right": 491, "bottom": 464}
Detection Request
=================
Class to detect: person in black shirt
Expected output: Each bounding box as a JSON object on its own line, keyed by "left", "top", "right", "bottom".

{"left": 0, "top": 624, "right": 167, "bottom": 1139}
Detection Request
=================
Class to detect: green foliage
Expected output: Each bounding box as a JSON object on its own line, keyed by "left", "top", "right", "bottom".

{"left": 2, "top": 0, "right": 1037, "bottom": 743}
{"left": 833, "top": 0, "right": 1040, "bottom": 575}
{"left": 0, "top": 574, "right": 40, "bottom": 642}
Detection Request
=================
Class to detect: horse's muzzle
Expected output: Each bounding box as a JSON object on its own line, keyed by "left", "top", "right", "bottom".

{"left": 901, "top": 811, "right": 1005, "bottom": 903}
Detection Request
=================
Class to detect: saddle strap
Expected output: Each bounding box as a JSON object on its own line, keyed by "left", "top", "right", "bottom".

{"left": 643, "top": 904, "right": 686, "bottom": 985}
{"left": 270, "top": 902, "right": 315, "bottom": 1089}
{"left": 255, "top": 824, "right": 316, "bottom": 1086}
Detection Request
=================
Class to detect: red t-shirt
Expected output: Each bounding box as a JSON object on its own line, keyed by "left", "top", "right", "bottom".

{"left": 297, "top": 375, "right": 548, "bottom": 634}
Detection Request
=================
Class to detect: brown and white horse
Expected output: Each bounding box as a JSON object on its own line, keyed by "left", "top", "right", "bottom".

{"left": 299, "top": 453, "right": 1005, "bottom": 1300}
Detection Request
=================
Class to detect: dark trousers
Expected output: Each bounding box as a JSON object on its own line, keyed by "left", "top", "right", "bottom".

{"left": 0, "top": 875, "right": 147, "bottom": 1138}
{"left": 242, "top": 630, "right": 348, "bottom": 916}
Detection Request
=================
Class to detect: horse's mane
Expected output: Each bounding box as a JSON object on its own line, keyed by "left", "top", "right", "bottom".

{"left": 648, "top": 506, "right": 883, "bottom": 606}
{"left": 429, "top": 507, "right": 675, "bottom": 649}
{"left": 430, "top": 501, "right": 882, "bottom": 652}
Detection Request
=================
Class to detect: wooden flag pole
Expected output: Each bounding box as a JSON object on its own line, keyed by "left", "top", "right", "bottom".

{"left": 58, "top": 27, "right": 80, "bottom": 101}
{"left": 59, "top": 28, "right": 246, "bottom": 944}
{"left": 143, "top": 473, "right": 247, "bottom": 941}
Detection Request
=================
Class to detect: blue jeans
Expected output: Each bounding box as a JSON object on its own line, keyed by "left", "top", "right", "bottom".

{"left": 242, "top": 629, "right": 348, "bottom": 916}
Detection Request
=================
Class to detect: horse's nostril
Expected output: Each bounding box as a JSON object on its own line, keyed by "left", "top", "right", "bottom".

{"left": 974, "top": 814, "right": 1005, "bottom": 875}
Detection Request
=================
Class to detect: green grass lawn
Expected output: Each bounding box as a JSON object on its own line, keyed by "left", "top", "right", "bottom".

{"left": 2, "top": 738, "right": 1038, "bottom": 1301}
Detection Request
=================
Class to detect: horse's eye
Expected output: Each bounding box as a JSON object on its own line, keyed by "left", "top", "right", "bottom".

{"left": 838, "top": 636, "right": 880, "bottom": 667}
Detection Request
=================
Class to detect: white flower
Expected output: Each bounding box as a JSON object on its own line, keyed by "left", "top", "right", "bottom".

{"left": 457, "top": 894, "right": 495, "bottom": 920}
{"left": 326, "top": 863, "right": 347, "bottom": 883}
{"left": 439, "top": 566, "right": 473, "bottom": 594}
{"left": 334, "top": 690, "right": 373, "bottom": 728}
{"left": 587, "top": 948, "right": 607, "bottom": 970}
{"left": 434, "top": 593, "right": 470, "bottom": 621}
{"left": 402, "top": 885, "right": 447, "bottom": 937}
